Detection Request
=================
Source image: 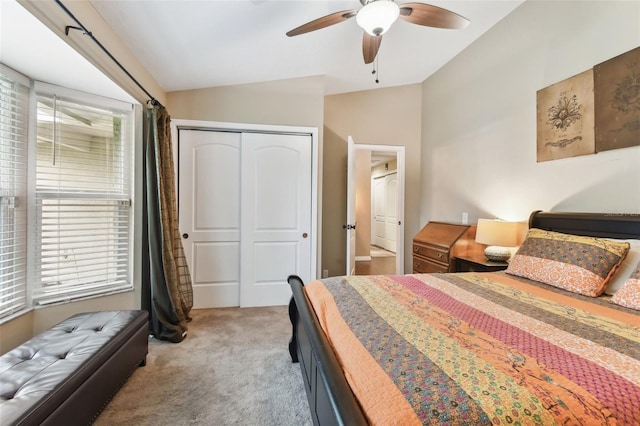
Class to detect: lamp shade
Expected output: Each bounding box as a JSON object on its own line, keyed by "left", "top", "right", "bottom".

{"left": 356, "top": 1, "right": 400, "bottom": 36}
{"left": 475, "top": 219, "right": 520, "bottom": 261}
{"left": 475, "top": 219, "right": 520, "bottom": 247}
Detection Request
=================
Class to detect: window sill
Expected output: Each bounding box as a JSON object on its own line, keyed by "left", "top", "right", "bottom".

{"left": 0, "top": 307, "right": 34, "bottom": 326}
{"left": 34, "top": 286, "right": 135, "bottom": 309}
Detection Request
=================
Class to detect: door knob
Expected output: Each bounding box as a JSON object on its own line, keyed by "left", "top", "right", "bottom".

{"left": 182, "top": 233, "right": 189, "bottom": 239}
{"left": 302, "top": 233, "right": 308, "bottom": 238}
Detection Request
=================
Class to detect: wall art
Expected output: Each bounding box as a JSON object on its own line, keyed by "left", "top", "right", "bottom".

{"left": 594, "top": 46, "right": 640, "bottom": 152}
{"left": 536, "top": 69, "right": 595, "bottom": 162}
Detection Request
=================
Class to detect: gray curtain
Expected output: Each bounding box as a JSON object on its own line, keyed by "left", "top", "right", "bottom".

{"left": 143, "top": 106, "right": 193, "bottom": 342}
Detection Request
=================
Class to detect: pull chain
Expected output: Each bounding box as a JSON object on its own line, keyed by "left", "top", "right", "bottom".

{"left": 372, "top": 55, "right": 380, "bottom": 84}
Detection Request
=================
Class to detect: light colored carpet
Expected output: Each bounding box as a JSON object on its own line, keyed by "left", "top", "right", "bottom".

{"left": 95, "top": 306, "right": 312, "bottom": 426}
{"left": 370, "top": 245, "right": 395, "bottom": 258}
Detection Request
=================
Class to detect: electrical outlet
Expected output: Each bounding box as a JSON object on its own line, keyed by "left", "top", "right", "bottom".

{"left": 462, "top": 212, "right": 469, "bottom": 225}
{"left": 322, "top": 269, "right": 329, "bottom": 278}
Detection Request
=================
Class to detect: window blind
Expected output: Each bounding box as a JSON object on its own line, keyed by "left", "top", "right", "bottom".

{"left": 33, "top": 92, "right": 133, "bottom": 305}
{"left": 0, "top": 66, "right": 29, "bottom": 319}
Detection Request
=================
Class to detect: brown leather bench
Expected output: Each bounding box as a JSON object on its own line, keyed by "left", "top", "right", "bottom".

{"left": 0, "top": 310, "right": 148, "bottom": 425}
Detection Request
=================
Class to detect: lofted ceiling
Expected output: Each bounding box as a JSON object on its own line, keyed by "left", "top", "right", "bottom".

{"left": 1, "top": 0, "right": 524, "bottom": 98}
{"left": 87, "top": 0, "right": 524, "bottom": 95}
{"left": 1, "top": 0, "right": 135, "bottom": 102}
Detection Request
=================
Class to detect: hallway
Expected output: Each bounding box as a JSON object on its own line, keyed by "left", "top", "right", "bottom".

{"left": 355, "top": 246, "right": 396, "bottom": 275}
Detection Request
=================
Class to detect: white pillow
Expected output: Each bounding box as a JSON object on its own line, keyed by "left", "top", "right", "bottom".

{"left": 604, "top": 239, "right": 640, "bottom": 295}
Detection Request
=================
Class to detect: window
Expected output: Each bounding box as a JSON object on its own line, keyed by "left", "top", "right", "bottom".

{"left": 33, "top": 85, "right": 134, "bottom": 305}
{"left": 0, "top": 65, "right": 29, "bottom": 318}
{"left": 0, "top": 68, "right": 136, "bottom": 320}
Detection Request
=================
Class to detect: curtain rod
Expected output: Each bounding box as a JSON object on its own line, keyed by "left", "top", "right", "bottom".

{"left": 55, "top": 0, "right": 163, "bottom": 108}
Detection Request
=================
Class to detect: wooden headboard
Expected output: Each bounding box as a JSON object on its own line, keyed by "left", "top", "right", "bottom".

{"left": 529, "top": 211, "right": 640, "bottom": 239}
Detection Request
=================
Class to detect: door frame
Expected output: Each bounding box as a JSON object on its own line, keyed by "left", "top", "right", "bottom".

{"left": 171, "top": 119, "right": 320, "bottom": 281}
{"left": 348, "top": 143, "right": 405, "bottom": 275}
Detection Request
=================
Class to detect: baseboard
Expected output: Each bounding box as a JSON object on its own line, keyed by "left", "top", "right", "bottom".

{"left": 355, "top": 256, "right": 371, "bottom": 262}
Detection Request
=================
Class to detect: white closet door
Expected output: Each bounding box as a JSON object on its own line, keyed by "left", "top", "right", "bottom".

{"left": 240, "top": 132, "right": 312, "bottom": 307}
{"left": 179, "top": 130, "right": 241, "bottom": 308}
{"left": 372, "top": 176, "right": 386, "bottom": 247}
{"left": 384, "top": 173, "right": 398, "bottom": 253}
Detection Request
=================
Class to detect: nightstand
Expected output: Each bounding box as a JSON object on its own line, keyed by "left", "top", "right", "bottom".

{"left": 455, "top": 253, "right": 509, "bottom": 272}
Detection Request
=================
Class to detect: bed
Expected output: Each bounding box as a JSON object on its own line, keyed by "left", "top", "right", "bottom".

{"left": 287, "top": 211, "right": 640, "bottom": 426}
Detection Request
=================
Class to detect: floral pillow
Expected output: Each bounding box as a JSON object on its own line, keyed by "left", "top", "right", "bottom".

{"left": 611, "top": 261, "right": 640, "bottom": 310}
{"left": 506, "top": 228, "right": 630, "bottom": 297}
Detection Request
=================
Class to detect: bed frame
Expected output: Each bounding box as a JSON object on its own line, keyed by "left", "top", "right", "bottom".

{"left": 287, "top": 211, "right": 640, "bottom": 426}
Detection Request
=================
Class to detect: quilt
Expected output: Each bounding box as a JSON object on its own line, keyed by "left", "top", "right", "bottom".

{"left": 305, "top": 272, "right": 640, "bottom": 425}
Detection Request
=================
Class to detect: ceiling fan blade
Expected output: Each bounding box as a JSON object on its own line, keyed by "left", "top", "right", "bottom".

{"left": 399, "top": 2, "right": 469, "bottom": 29}
{"left": 362, "top": 32, "right": 382, "bottom": 64}
{"left": 286, "top": 10, "right": 357, "bottom": 37}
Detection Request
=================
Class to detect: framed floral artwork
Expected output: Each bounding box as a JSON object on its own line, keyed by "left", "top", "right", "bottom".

{"left": 536, "top": 69, "right": 595, "bottom": 162}
{"left": 594, "top": 46, "right": 640, "bottom": 152}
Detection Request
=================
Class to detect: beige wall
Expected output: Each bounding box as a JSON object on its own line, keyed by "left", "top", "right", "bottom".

{"left": 420, "top": 1, "right": 640, "bottom": 225}
{"left": 324, "top": 84, "right": 422, "bottom": 275}
{"left": 167, "top": 76, "right": 325, "bottom": 129}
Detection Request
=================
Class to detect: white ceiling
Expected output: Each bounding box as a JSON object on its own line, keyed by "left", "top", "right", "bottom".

{"left": 0, "top": 0, "right": 135, "bottom": 102}
{"left": 2, "top": 0, "right": 524, "bottom": 98}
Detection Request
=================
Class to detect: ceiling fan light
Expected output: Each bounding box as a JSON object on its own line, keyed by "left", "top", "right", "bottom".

{"left": 356, "top": 1, "right": 400, "bottom": 36}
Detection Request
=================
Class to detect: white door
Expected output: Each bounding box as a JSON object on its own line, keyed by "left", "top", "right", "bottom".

{"left": 179, "top": 130, "right": 241, "bottom": 308}
{"left": 372, "top": 176, "right": 386, "bottom": 247}
{"left": 346, "top": 137, "right": 357, "bottom": 275}
{"left": 179, "top": 129, "right": 313, "bottom": 309}
{"left": 384, "top": 173, "right": 398, "bottom": 252}
{"left": 240, "top": 132, "right": 312, "bottom": 307}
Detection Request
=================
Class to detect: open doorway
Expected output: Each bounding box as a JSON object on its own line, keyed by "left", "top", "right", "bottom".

{"left": 361, "top": 153, "right": 398, "bottom": 274}
{"left": 347, "top": 142, "right": 405, "bottom": 276}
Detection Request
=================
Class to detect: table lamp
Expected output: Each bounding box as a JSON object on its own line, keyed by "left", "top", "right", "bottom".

{"left": 475, "top": 219, "right": 519, "bottom": 261}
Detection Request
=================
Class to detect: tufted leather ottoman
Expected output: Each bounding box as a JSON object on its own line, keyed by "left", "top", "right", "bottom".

{"left": 0, "top": 310, "right": 148, "bottom": 426}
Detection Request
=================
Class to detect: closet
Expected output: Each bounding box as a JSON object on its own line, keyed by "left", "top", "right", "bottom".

{"left": 372, "top": 172, "right": 398, "bottom": 252}
{"left": 177, "top": 127, "right": 314, "bottom": 308}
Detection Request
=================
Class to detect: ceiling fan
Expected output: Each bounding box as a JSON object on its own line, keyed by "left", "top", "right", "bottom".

{"left": 286, "top": 0, "right": 469, "bottom": 64}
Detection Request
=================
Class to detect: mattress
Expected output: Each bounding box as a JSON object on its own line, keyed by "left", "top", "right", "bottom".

{"left": 305, "top": 272, "right": 640, "bottom": 425}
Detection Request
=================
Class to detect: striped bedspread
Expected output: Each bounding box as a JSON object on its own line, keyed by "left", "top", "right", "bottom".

{"left": 304, "top": 272, "right": 640, "bottom": 425}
